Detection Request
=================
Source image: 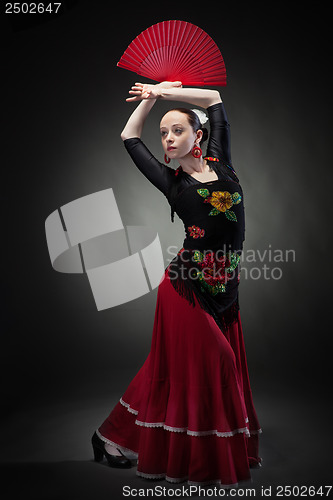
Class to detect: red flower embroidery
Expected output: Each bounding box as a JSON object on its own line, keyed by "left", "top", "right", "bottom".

{"left": 188, "top": 225, "right": 205, "bottom": 239}
{"left": 203, "top": 156, "right": 219, "bottom": 162}
{"left": 175, "top": 166, "right": 182, "bottom": 177}
{"left": 192, "top": 250, "right": 240, "bottom": 295}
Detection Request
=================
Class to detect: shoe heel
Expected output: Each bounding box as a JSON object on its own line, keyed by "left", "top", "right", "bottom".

{"left": 92, "top": 444, "right": 104, "bottom": 462}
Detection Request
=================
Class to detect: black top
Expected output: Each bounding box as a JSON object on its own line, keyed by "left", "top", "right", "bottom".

{"left": 123, "top": 103, "right": 245, "bottom": 254}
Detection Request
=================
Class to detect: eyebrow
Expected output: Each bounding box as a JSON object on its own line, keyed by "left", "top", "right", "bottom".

{"left": 160, "top": 123, "right": 184, "bottom": 130}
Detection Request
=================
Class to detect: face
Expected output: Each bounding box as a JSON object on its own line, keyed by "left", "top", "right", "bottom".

{"left": 160, "top": 111, "right": 202, "bottom": 160}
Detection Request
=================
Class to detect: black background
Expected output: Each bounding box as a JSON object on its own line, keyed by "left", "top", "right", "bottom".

{"left": 1, "top": 1, "right": 332, "bottom": 498}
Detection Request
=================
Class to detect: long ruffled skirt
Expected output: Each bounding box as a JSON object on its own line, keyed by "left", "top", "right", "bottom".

{"left": 97, "top": 266, "right": 261, "bottom": 487}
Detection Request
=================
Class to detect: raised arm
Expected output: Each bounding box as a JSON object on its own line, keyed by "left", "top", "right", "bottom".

{"left": 120, "top": 82, "right": 185, "bottom": 196}
{"left": 206, "top": 103, "right": 232, "bottom": 166}
{"left": 125, "top": 81, "right": 230, "bottom": 166}
{"left": 158, "top": 87, "right": 221, "bottom": 108}
{"left": 121, "top": 81, "right": 183, "bottom": 140}
{"left": 120, "top": 100, "right": 156, "bottom": 141}
{"left": 126, "top": 82, "right": 222, "bottom": 109}
{"left": 119, "top": 82, "right": 226, "bottom": 198}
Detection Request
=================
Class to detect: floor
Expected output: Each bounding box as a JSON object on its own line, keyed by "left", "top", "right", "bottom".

{"left": 1, "top": 389, "right": 330, "bottom": 500}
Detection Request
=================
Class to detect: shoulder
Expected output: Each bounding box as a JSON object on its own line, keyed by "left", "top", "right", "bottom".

{"left": 216, "top": 160, "right": 239, "bottom": 183}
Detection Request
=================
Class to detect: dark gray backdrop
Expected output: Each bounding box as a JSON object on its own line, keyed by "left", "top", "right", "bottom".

{"left": 1, "top": 1, "right": 332, "bottom": 499}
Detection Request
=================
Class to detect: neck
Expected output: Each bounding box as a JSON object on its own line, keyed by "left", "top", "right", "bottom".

{"left": 179, "top": 154, "right": 207, "bottom": 174}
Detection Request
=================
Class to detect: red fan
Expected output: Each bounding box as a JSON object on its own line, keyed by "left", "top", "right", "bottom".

{"left": 117, "top": 20, "right": 227, "bottom": 86}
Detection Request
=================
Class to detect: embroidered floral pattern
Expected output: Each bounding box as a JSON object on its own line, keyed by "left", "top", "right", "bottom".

{"left": 188, "top": 225, "right": 205, "bottom": 239}
{"left": 197, "top": 188, "right": 242, "bottom": 221}
{"left": 174, "top": 166, "right": 182, "bottom": 177}
{"left": 192, "top": 250, "right": 241, "bottom": 295}
{"left": 207, "top": 191, "right": 233, "bottom": 212}
{"left": 203, "top": 156, "right": 219, "bottom": 162}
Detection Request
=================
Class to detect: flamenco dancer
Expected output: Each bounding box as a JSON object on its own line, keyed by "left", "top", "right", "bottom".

{"left": 92, "top": 81, "right": 262, "bottom": 487}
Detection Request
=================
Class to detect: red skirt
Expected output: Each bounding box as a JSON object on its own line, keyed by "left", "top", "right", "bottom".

{"left": 97, "top": 267, "right": 261, "bottom": 487}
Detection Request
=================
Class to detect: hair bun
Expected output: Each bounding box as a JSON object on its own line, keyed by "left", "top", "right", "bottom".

{"left": 191, "top": 108, "right": 208, "bottom": 125}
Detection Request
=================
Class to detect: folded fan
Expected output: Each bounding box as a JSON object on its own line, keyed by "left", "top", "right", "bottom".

{"left": 117, "top": 20, "right": 227, "bottom": 86}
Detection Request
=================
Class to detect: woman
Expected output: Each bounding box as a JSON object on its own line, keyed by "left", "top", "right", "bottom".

{"left": 92, "top": 81, "right": 262, "bottom": 487}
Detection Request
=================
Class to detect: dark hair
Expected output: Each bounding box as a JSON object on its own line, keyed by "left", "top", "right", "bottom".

{"left": 166, "top": 107, "right": 208, "bottom": 145}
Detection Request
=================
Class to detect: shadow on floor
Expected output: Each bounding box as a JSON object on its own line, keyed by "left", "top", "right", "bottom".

{"left": 1, "top": 391, "right": 331, "bottom": 500}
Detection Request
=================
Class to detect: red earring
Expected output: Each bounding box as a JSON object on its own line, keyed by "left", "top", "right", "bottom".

{"left": 164, "top": 154, "right": 171, "bottom": 164}
{"left": 192, "top": 145, "right": 202, "bottom": 158}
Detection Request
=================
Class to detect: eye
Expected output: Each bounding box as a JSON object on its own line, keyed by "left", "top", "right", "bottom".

{"left": 175, "top": 128, "right": 183, "bottom": 134}
{"left": 160, "top": 130, "right": 167, "bottom": 137}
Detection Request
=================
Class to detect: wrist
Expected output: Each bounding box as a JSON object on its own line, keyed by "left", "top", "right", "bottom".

{"left": 153, "top": 87, "right": 162, "bottom": 99}
{"left": 140, "top": 98, "right": 157, "bottom": 113}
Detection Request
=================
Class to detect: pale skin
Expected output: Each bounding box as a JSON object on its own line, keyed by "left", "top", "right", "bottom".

{"left": 105, "top": 82, "right": 222, "bottom": 458}
{"left": 121, "top": 81, "right": 223, "bottom": 183}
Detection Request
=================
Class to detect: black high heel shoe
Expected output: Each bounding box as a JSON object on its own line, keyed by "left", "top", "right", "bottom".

{"left": 91, "top": 432, "right": 132, "bottom": 468}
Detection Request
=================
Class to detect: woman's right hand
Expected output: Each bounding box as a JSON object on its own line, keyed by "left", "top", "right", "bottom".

{"left": 126, "top": 81, "right": 182, "bottom": 102}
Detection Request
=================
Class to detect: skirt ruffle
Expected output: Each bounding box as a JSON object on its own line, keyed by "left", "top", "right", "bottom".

{"left": 98, "top": 267, "right": 261, "bottom": 486}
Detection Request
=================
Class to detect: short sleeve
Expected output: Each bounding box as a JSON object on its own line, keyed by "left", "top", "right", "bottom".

{"left": 123, "top": 138, "right": 175, "bottom": 197}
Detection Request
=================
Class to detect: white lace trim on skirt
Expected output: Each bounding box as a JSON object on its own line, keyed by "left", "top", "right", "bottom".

{"left": 120, "top": 397, "right": 257, "bottom": 438}
{"left": 136, "top": 470, "right": 239, "bottom": 488}
{"left": 96, "top": 429, "right": 138, "bottom": 460}
{"left": 135, "top": 419, "right": 251, "bottom": 437}
{"left": 120, "top": 397, "right": 139, "bottom": 415}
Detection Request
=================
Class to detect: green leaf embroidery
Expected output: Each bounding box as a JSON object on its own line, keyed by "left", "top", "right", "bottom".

{"left": 208, "top": 207, "right": 221, "bottom": 216}
{"left": 225, "top": 210, "right": 237, "bottom": 222}
{"left": 197, "top": 188, "right": 210, "bottom": 198}
{"left": 196, "top": 188, "right": 241, "bottom": 222}
{"left": 226, "top": 253, "right": 241, "bottom": 272}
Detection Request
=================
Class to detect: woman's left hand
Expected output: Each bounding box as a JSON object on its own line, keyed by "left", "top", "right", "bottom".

{"left": 126, "top": 81, "right": 182, "bottom": 102}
